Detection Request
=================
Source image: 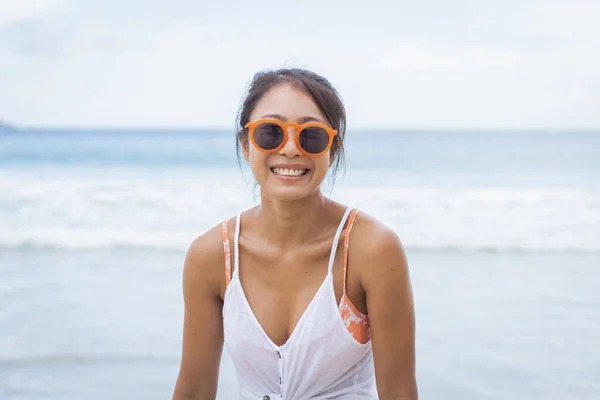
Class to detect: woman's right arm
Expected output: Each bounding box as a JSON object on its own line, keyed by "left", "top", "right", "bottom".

{"left": 173, "top": 228, "right": 227, "bottom": 400}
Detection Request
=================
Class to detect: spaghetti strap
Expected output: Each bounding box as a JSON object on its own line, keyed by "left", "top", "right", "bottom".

{"left": 327, "top": 207, "right": 353, "bottom": 274}
{"left": 342, "top": 209, "right": 360, "bottom": 294}
{"left": 233, "top": 212, "right": 242, "bottom": 278}
{"left": 222, "top": 220, "right": 232, "bottom": 286}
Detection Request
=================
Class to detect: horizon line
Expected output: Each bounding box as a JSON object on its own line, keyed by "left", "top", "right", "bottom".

{"left": 4, "top": 124, "right": 600, "bottom": 133}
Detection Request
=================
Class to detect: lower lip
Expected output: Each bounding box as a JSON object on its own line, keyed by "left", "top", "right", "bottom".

{"left": 271, "top": 170, "right": 309, "bottom": 181}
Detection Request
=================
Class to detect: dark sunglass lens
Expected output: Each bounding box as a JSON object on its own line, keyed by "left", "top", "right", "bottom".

{"left": 253, "top": 123, "right": 284, "bottom": 150}
{"left": 298, "top": 127, "right": 330, "bottom": 154}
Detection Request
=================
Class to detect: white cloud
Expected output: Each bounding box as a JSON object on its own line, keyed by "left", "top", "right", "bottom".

{"left": 517, "top": 0, "right": 600, "bottom": 41}
{"left": 0, "top": 0, "right": 67, "bottom": 29}
{"left": 1, "top": 0, "right": 599, "bottom": 129}
{"left": 380, "top": 43, "right": 525, "bottom": 73}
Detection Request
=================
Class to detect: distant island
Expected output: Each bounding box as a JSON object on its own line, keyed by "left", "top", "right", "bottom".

{"left": 0, "top": 120, "right": 17, "bottom": 132}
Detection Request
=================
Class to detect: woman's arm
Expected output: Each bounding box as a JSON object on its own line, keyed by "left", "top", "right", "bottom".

{"left": 173, "top": 227, "right": 227, "bottom": 400}
{"left": 354, "top": 217, "right": 418, "bottom": 400}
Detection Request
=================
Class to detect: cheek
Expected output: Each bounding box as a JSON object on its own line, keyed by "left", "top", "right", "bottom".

{"left": 314, "top": 152, "right": 331, "bottom": 175}
{"left": 247, "top": 146, "right": 269, "bottom": 170}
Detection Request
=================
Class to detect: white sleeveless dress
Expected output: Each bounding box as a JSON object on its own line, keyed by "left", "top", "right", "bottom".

{"left": 221, "top": 208, "right": 376, "bottom": 400}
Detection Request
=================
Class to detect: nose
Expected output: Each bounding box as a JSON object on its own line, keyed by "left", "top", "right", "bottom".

{"left": 277, "top": 127, "right": 301, "bottom": 157}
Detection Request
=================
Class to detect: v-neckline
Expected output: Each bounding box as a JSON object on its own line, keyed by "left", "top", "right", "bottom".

{"left": 235, "top": 271, "right": 333, "bottom": 349}
{"left": 231, "top": 208, "right": 352, "bottom": 350}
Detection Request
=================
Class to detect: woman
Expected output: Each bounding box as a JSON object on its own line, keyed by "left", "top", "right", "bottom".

{"left": 173, "top": 68, "right": 417, "bottom": 400}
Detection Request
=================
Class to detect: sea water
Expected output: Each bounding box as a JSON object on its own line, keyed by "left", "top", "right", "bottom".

{"left": 1, "top": 129, "right": 599, "bottom": 399}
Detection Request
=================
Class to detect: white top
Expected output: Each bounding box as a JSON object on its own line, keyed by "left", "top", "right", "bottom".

{"left": 222, "top": 208, "right": 376, "bottom": 400}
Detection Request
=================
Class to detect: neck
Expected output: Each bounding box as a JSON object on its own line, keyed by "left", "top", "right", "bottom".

{"left": 255, "top": 189, "right": 331, "bottom": 247}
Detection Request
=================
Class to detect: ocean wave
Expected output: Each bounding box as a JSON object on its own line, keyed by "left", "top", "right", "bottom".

{"left": 0, "top": 242, "right": 598, "bottom": 254}
{"left": 0, "top": 354, "right": 176, "bottom": 368}
{"left": 1, "top": 175, "right": 599, "bottom": 253}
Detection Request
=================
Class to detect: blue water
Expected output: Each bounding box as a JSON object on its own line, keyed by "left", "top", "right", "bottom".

{"left": 2, "top": 129, "right": 599, "bottom": 187}
{"left": 1, "top": 129, "right": 599, "bottom": 252}
{"left": 1, "top": 129, "right": 599, "bottom": 399}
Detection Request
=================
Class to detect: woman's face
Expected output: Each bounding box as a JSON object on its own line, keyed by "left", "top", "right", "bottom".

{"left": 243, "top": 83, "right": 333, "bottom": 202}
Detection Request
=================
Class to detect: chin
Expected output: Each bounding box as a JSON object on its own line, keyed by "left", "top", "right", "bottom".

{"left": 258, "top": 181, "right": 324, "bottom": 202}
{"left": 261, "top": 186, "right": 313, "bottom": 202}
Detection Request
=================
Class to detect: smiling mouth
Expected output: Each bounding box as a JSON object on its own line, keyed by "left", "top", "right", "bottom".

{"left": 270, "top": 167, "right": 309, "bottom": 177}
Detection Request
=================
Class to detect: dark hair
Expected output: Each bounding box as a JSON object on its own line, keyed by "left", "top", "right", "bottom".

{"left": 235, "top": 68, "right": 347, "bottom": 185}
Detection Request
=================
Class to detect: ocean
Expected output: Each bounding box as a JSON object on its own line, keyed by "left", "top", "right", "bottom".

{"left": 1, "top": 129, "right": 599, "bottom": 399}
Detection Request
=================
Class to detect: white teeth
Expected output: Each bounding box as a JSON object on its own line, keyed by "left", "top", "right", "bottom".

{"left": 272, "top": 168, "right": 308, "bottom": 176}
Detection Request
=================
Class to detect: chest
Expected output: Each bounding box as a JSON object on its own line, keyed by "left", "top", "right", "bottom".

{"left": 236, "top": 235, "right": 347, "bottom": 347}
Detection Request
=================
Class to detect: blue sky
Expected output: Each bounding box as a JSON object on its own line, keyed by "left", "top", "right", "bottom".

{"left": 1, "top": 0, "right": 599, "bottom": 129}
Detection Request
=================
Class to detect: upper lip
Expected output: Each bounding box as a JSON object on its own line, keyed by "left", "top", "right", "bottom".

{"left": 270, "top": 164, "right": 310, "bottom": 170}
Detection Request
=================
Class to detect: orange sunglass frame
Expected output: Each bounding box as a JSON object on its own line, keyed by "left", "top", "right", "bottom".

{"left": 245, "top": 119, "right": 337, "bottom": 157}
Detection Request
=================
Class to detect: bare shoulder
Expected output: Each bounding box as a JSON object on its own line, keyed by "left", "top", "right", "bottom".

{"left": 183, "top": 218, "right": 234, "bottom": 300}
{"left": 350, "top": 211, "right": 407, "bottom": 261}
{"left": 348, "top": 211, "right": 409, "bottom": 284}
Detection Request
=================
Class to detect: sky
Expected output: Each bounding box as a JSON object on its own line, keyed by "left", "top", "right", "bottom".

{"left": 1, "top": 0, "right": 599, "bottom": 129}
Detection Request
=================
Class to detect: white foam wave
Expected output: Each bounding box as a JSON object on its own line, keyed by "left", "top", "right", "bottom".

{"left": 1, "top": 173, "right": 599, "bottom": 253}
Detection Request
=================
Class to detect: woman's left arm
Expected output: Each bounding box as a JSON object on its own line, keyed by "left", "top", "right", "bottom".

{"left": 357, "top": 221, "right": 418, "bottom": 400}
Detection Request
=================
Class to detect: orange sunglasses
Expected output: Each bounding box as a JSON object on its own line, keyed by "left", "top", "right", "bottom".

{"left": 245, "top": 119, "right": 337, "bottom": 157}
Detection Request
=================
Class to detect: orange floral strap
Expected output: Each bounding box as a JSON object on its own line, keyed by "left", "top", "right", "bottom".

{"left": 342, "top": 209, "right": 360, "bottom": 294}
{"left": 222, "top": 221, "right": 232, "bottom": 286}
{"left": 339, "top": 209, "right": 370, "bottom": 344}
